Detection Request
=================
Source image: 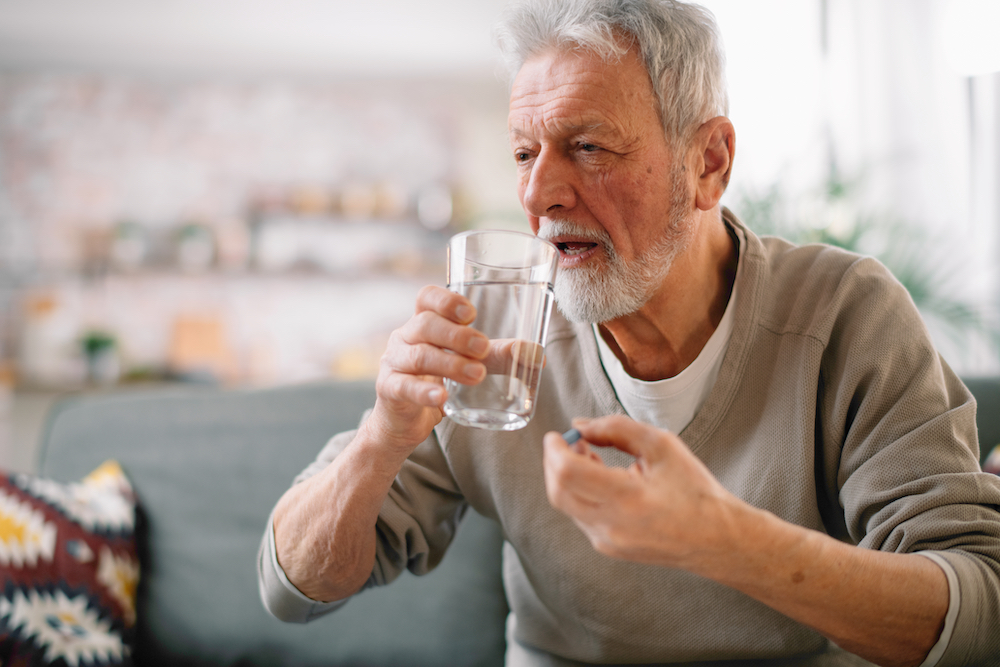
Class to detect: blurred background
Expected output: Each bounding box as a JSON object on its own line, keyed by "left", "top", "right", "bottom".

{"left": 1, "top": 0, "right": 998, "bottom": 470}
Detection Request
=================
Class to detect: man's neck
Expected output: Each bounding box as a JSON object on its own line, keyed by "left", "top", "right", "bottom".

{"left": 598, "top": 210, "right": 738, "bottom": 381}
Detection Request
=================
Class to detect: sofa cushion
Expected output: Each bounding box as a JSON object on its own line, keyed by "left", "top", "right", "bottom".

{"left": 0, "top": 461, "right": 138, "bottom": 666}
{"left": 964, "top": 377, "right": 1000, "bottom": 467}
{"left": 37, "top": 381, "right": 508, "bottom": 667}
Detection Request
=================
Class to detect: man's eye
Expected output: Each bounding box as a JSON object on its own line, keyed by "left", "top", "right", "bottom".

{"left": 515, "top": 151, "right": 531, "bottom": 162}
{"left": 580, "top": 143, "right": 599, "bottom": 152}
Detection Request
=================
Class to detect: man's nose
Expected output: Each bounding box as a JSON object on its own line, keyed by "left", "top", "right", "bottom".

{"left": 521, "top": 150, "right": 577, "bottom": 218}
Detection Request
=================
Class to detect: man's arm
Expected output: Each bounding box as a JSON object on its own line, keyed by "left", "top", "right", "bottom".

{"left": 272, "top": 425, "right": 419, "bottom": 602}
{"left": 270, "top": 286, "right": 490, "bottom": 603}
{"left": 542, "top": 416, "right": 949, "bottom": 667}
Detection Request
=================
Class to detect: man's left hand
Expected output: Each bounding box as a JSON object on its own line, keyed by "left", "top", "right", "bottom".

{"left": 542, "top": 415, "right": 744, "bottom": 577}
{"left": 543, "top": 415, "right": 949, "bottom": 667}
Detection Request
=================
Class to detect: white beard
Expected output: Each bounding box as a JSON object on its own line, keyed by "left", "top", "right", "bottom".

{"left": 538, "top": 173, "right": 693, "bottom": 324}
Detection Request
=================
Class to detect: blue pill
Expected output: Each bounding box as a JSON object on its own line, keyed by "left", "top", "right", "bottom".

{"left": 562, "top": 428, "right": 582, "bottom": 445}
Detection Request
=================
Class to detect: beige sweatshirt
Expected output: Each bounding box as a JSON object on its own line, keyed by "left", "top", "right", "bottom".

{"left": 260, "top": 212, "right": 1000, "bottom": 666}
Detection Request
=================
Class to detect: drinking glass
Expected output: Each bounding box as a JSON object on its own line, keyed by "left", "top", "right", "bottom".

{"left": 443, "top": 230, "right": 558, "bottom": 430}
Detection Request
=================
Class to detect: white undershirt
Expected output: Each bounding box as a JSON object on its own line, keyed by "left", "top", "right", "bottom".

{"left": 595, "top": 224, "right": 745, "bottom": 433}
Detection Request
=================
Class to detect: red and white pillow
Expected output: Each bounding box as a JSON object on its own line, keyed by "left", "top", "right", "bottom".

{"left": 0, "top": 461, "right": 138, "bottom": 666}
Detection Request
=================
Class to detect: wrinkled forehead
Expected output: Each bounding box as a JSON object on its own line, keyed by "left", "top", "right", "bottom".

{"left": 507, "top": 46, "right": 660, "bottom": 135}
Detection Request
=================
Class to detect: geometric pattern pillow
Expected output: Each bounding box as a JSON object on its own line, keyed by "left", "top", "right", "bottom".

{"left": 0, "top": 461, "right": 138, "bottom": 666}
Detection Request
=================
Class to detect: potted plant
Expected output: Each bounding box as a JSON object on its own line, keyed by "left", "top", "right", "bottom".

{"left": 80, "top": 330, "right": 119, "bottom": 385}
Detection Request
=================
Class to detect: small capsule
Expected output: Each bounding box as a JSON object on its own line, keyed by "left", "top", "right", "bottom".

{"left": 562, "top": 428, "right": 582, "bottom": 445}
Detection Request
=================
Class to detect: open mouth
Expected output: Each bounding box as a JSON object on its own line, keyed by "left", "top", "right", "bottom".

{"left": 538, "top": 223, "right": 606, "bottom": 264}
{"left": 556, "top": 241, "right": 598, "bottom": 256}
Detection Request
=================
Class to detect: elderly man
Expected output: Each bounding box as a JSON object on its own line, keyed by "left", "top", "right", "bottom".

{"left": 259, "top": 1, "right": 1000, "bottom": 665}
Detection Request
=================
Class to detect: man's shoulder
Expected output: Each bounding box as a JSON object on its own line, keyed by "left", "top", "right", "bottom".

{"left": 757, "top": 234, "right": 880, "bottom": 288}
{"left": 750, "top": 234, "right": 908, "bottom": 340}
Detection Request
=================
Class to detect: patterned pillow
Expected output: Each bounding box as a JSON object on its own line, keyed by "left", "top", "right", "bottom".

{"left": 0, "top": 461, "right": 138, "bottom": 666}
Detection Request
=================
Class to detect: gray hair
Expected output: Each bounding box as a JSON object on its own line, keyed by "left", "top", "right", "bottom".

{"left": 494, "top": 0, "right": 728, "bottom": 146}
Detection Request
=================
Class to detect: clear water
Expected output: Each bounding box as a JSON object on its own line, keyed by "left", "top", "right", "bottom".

{"left": 443, "top": 280, "right": 553, "bottom": 431}
{"left": 443, "top": 406, "right": 530, "bottom": 431}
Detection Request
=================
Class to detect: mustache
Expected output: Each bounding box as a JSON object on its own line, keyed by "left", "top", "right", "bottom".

{"left": 537, "top": 220, "right": 613, "bottom": 246}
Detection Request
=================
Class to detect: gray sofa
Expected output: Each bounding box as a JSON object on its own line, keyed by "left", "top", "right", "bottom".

{"left": 966, "top": 377, "right": 1000, "bottom": 465}
{"left": 39, "top": 381, "right": 509, "bottom": 667}
{"left": 36, "top": 377, "right": 1000, "bottom": 666}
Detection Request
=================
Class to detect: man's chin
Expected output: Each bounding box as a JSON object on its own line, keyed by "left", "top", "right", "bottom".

{"left": 553, "top": 273, "right": 641, "bottom": 324}
{"left": 552, "top": 297, "right": 589, "bottom": 324}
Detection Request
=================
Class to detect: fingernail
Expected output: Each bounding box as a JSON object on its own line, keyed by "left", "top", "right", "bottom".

{"left": 429, "top": 388, "right": 445, "bottom": 403}
{"left": 464, "top": 362, "right": 484, "bottom": 380}
{"left": 456, "top": 305, "right": 474, "bottom": 322}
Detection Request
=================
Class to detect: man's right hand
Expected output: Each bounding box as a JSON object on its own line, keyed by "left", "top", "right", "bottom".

{"left": 361, "top": 284, "right": 491, "bottom": 456}
{"left": 272, "top": 285, "right": 489, "bottom": 603}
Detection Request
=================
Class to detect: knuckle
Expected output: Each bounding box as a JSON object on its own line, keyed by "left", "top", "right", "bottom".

{"left": 399, "top": 314, "right": 441, "bottom": 353}
{"left": 406, "top": 343, "right": 426, "bottom": 369}
{"left": 388, "top": 324, "right": 419, "bottom": 354}
{"left": 377, "top": 354, "right": 396, "bottom": 380}
{"left": 381, "top": 334, "right": 407, "bottom": 369}
{"left": 402, "top": 312, "right": 424, "bottom": 336}
{"left": 417, "top": 285, "right": 452, "bottom": 314}
{"left": 411, "top": 310, "right": 439, "bottom": 336}
{"left": 416, "top": 284, "right": 440, "bottom": 306}
{"left": 385, "top": 328, "right": 405, "bottom": 352}
{"left": 408, "top": 343, "right": 437, "bottom": 372}
{"left": 375, "top": 370, "right": 400, "bottom": 401}
{"left": 387, "top": 374, "right": 423, "bottom": 406}
{"left": 399, "top": 377, "right": 424, "bottom": 404}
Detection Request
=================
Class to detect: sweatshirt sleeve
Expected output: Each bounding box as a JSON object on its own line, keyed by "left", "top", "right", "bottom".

{"left": 818, "top": 256, "right": 1000, "bottom": 665}
{"left": 257, "top": 513, "right": 354, "bottom": 623}
{"left": 258, "top": 420, "right": 468, "bottom": 623}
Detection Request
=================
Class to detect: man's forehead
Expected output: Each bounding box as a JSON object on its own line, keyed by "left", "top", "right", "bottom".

{"left": 507, "top": 91, "right": 648, "bottom": 145}
{"left": 511, "top": 55, "right": 633, "bottom": 105}
{"left": 506, "top": 47, "right": 657, "bottom": 138}
{"left": 508, "top": 121, "right": 609, "bottom": 139}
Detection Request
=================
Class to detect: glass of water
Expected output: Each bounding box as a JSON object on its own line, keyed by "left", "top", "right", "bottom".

{"left": 443, "top": 230, "right": 559, "bottom": 431}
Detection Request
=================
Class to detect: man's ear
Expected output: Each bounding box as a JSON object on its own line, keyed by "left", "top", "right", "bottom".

{"left": 692, "top": 117, "right": 736, "bottom": 211}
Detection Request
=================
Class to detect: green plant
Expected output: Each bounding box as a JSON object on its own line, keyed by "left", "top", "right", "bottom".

{"left": 80, "top": 330, "right": 116, "bottom": 357}
{"left": 731, "top": 174, "right": 999, "bottom": 352}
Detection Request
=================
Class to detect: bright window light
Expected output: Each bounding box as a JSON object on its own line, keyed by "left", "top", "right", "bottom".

{"left": 942, "top": 0, "right": 1000, "bottom": 76}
